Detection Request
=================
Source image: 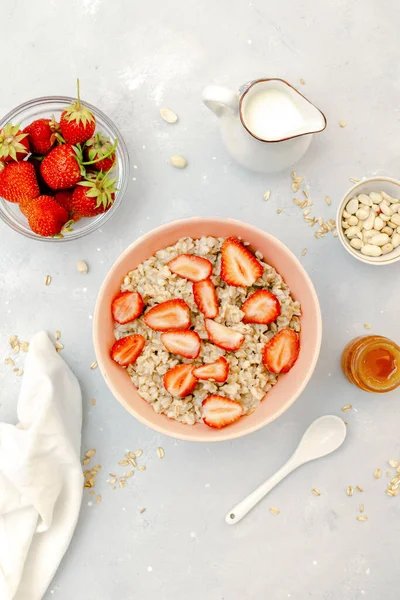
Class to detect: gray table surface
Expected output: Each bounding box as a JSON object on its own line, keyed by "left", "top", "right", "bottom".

{"left": 1, "top": 1, "right": 400, "bottom": 599}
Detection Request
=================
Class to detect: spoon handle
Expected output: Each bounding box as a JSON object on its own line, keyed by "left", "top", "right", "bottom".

{"left": 225, "top": 457, "right": 299, "bottom": 525}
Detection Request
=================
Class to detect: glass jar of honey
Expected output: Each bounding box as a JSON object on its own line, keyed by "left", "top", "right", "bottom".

{"left": 341, "top": 336, "right": 400, "bottom": 393}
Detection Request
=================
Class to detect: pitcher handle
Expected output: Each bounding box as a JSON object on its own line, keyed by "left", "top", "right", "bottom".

{"left": 202, "top": 85, "right": 239, "bottom": 118}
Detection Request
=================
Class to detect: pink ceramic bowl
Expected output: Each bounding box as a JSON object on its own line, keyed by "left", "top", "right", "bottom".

{"left": 93, "top": 218, "right": 322, "bottom": 442}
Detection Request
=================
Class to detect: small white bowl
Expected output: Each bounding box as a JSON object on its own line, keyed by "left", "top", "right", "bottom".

{"left": 336, "top": 176, "right": 400, "bottom": 266}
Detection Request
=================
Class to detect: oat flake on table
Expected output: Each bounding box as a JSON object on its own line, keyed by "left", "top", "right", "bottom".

{"left": 114, "top": 236, "right": 301, "bottom": 425}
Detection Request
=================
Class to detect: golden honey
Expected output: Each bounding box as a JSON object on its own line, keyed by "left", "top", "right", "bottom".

{"left": 341, "top": 336, "right": 400, "bottom": 393}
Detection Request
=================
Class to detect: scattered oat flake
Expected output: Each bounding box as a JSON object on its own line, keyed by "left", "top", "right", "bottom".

{"left": 119, "top": 478, "right": 127, "bottom": 488}
{"left": 9, "top": 335, "right": 18, "bottom": 344}
{"left": 350, "top": 178, "right": 360, "bottom": 184}
{"left": 90, "top": 361, "right": 98, "bottom": 370}
{"left": 138, "top": 465, "right": 147, "bottom": 471}
{"left": 269, "top": 507, "right": 280, "bottom": 515}
{"left": 14, "top": 368, "right": 23, "bottom": 376}
{"left": 86, "top": 449, "right": 96, "bottom": 458}
{"left": 302, "top": 190, "right": 309, "bottom": 199}
{"left": 89, "top": 490, "right": 95, "bottom": 496}
{"left": 140, "top": 507, "right": 147, "bottom": 514}
{"left": 342, "top": 405, "right": 352, "bottom": 412}
{"left": 109, "top": 478, "right": 117, "bottom": 485}
{"left": 135, "top": 449, "right": 143, "bottom": 458}
{"left": 312, "top": 488, "right": 321, "bottom": 496}
{"left": 359, "top": 504, "right": 364, "bottom": 513}
{"left": 263, "top": 190, "right": 271, "bottom": 201}
{"left": 357, "top": 515, "right": 368, "bottom": 521}
{"left": 119, "top": 460, "right": 129, "bottom": 466}
{"left": 95, "top": 494, "right": 102, "bottom": 504}
{"left": 347, "top": 486, "right": 354, "bottom": 496}
{"left": 55, "top": 341, "right": 64, "bottom": 350}
{"left": 301, "top": 248, "right": 307, "bottom": 256}
{"left": 126, "top": 470, "right": 134, "bottom": 478}
{"left": 339, "top": 120, "right": 346, "bottom": 128}
{"left": 356, "top": 485, "right": 363, "bottom": 492}
{"left": 45, "top": 275, "right": 52, "bottom": 286}
{"left": 13, "top": 345, "right": 20, "bottom": 354}
{"left": 4, "top": 357, "right": 15, "bottom": 366}
{"left": 364, "top": 323, "right": 372, "bottom": 330}
{"left": 55, "top": 331, "right": 61, "bottom": 340}
{"left": 388, "top": 460, "right": 399, "bottom": 468}
{"left": 300, "top": 78, "right": 305, "bottom": 84}
{"left": 82, "top": 457, "right": 91, "bottom": 466}
{"left": 325, "top": 196, "right": 332, "bottom": 206}
{"left": 374, "top": 468, "right": 381, "bottom": 479}
{"left": 91, "top": 398, "right": 96, "bottom": 406}
{"left": 276, "top": 208, "right": 281, "bottom": 214}
{"left": 157, "top": 447, "right": 165, "bottom": 459}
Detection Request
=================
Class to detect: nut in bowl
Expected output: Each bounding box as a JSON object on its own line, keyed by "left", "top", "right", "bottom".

{"left": 93, "top": 218, "right": 322, "bottom": 442}
{"left": 337, "top": 177, "right": 400, "bottom": 265}
{"left": 0, "top": 86, "right": 129, "bottom": 242}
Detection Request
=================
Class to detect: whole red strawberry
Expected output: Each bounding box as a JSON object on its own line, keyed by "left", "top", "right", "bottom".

{"left": 71, "top": 171, "right": 117, "bottom": 217}
{"left": 0, "top": 123, "right": 30, "bottom": 162}
{"left": 40, "top": 144, "right": 82, "bottom": 190}
{"left": 24, "top": 195, "right": 69, "bottom": 236}
{"left": 84, "top": 133, "right": 116, "bottom": 171}
{"left": 0, "top": 161, "right": 39, "bottom": 203}
{"left": 24, "top": 117, "right": 60, "bottom": 155}
{"left": 60, "top": 80, "right": 96, "bottom": 145}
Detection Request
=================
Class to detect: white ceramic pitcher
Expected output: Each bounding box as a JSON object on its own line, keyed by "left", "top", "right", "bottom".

{"left": 203, "top": 78, "right": 326, "bottom": 173}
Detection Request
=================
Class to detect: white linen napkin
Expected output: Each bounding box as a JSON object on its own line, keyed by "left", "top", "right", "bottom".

{"left": 0, "top": 331, "right": 83, "bottom": 600}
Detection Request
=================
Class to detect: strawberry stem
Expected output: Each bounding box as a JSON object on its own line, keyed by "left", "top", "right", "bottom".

{"left": 81, "top": 138, "right": 118, "bottom": 166}
{"left": 76, "top": 78, "right": 81, "bottom": 110}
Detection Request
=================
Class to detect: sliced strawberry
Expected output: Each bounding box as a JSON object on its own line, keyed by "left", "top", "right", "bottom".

{"left": 205, "top": 319, "right": 244, "bottom": 352}
{"left": 112, "top": 291, "right": 144, "bottom": 325}
{"left": 202, "top": 395, "right": 243, "bottom": 429}
{"left": 168, "top": 254, "right": 213, "bottom": 282}
{"left": 161, "top": 330, "right": 201, "bottom": 359}
{"left": 164, "top": 364, "right": 198, "bottom": 398}
{"left": 111, "top": 334, "right": 145, "bottom": 367}
{"left": 144, "top": 299, "right": 190, "bottom": 331}
{"left": 193, "top": 356, "right": 229, "bottom": 383}
{"left": 241, "top": 290, "right": 281, "bottom": 324}
{"left": 193, "top": 279, "right": 219, "bottom": 319}
{"left": 220, "top": 237, "right": 263, "bottom": 287}
{"left": 262, "top": 328, "right": 300, "bottom": 374}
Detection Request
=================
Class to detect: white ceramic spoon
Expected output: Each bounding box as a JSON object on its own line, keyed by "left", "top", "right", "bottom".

{"left": 226, "top": 415, "right": 347, "bottom": 525}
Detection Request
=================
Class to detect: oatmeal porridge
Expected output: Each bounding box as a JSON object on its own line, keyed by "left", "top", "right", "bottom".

{"left": 111, "top": 236, "right": 301, "bottom": 427}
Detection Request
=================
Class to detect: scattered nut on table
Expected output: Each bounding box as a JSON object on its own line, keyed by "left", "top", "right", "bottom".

{"left": 170, "top": 155, "right": 187, "bottom": 169}
{"left": 160, "top": 108, "right": 178, "bottom": 124}
{"left": 341, "top": 191, "right": 400, "bottom": 257}
{"left": 77, "top": 260, "right": 89, "bottom": 274}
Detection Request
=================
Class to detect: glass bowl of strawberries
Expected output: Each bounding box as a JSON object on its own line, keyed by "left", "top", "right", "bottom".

{"left": 0, "top": 88, "right": 129, "bottom": 241}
